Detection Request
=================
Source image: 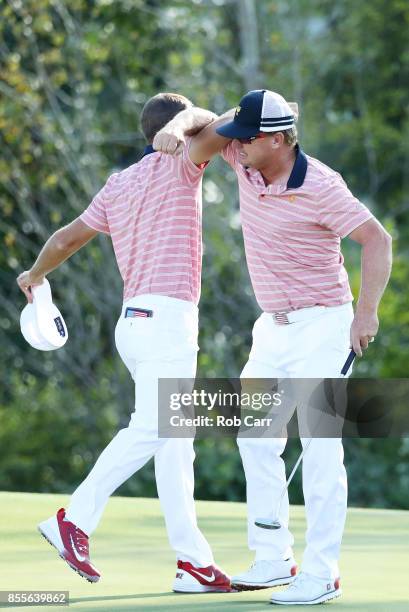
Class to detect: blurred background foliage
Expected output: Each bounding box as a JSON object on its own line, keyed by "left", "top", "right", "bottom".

{"left": 1, "top": 0, "right": 408, "bottom": 509}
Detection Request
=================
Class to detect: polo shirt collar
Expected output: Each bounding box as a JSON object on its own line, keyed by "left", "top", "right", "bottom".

{"left": 246, "top": 143, "right": 308, "bottom": 191}
{"left": 287, "top": 143, "right": 307, "bottom": 189}
{"left": 143, "top": 144, "right": 156, "bottom": 156}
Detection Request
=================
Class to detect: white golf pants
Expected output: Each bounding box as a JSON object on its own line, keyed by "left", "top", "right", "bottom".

{"left": 238, "top": 302, "right": 354, "bottom": 580}
{"left": 66, "top": 294, "right": 214, "bottom": 567}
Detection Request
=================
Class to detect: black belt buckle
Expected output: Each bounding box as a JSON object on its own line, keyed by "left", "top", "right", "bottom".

{"left": 125, "top": 307, "right": 153, "bottom": 319}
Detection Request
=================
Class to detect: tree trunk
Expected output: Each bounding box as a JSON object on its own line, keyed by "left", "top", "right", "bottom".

{"left": 237, "top": 0, "right": 261, "bottom": 90}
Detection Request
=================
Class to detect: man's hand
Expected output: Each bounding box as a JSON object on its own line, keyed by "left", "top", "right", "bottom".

{"left": 17, "top": 270, "right": 45, "bottom": 303}
{"left": 349, "top": 309, "right": 379, "bottom": 357}
{"left": 153, "top": 128, "right": 185, "bottom": 155}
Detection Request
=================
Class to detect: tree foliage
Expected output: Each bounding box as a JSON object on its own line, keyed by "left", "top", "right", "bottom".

{"left": 1, "top": 0, "right": 408, "bottom": 508}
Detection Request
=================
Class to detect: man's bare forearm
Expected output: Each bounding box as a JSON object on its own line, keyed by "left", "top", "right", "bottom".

{"left": 153, "top": 107, "right": 234, "bottom": 159}
{"left": 348, "top": 218, "right": 392, "bottom": 355}
{"left": 30, "top": 230, "right": 81, "bottom": 278}
{"left": 152, "top": 107, "right": 218, "bottom": 155}
{"left": 164, "top": 107, "right": 217, "bottom": 137}
{"left": 17, "top": 218, "right": 98, "bottom": 302}
{"left": 356, "top": 231, "right": 392, "bottom": 314}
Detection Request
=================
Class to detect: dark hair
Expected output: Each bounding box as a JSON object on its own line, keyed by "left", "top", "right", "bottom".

{"left": 140, "top": 93, "right": 193, "bottom": 143}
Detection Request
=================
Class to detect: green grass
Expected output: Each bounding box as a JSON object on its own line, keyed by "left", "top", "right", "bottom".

{"left": 0, "top": 492, "right": 408, "bottom": 611}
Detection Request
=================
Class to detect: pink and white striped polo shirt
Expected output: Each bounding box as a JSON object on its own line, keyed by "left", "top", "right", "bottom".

{"left": 80, "top": 140, "right": 205, "bottom": 304}
{"left": 222, "top": 141, "right": 373, "bottom": 313}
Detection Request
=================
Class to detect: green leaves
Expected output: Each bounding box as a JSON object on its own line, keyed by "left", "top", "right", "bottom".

{"left": 1, "top": 0, "right": 408, "bottom": 508}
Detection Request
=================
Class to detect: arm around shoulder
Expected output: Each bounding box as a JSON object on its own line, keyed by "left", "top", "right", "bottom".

{"left": 153, "top": 107, "right": 217, "bottom": 155}
{"left": 188, "top": 110, "right": 235, "bottom": 165}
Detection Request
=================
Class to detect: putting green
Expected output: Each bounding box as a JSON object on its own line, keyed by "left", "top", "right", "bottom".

{"left": 0, "top": 492, "right": 408, "bottom": 611}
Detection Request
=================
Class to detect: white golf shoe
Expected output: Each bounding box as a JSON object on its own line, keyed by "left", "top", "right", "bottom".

{"left": 270, "top": 572, "right": 341, "bottom": 605}
{"left": 231, "top": 558, "right": 297, "bottom": 591}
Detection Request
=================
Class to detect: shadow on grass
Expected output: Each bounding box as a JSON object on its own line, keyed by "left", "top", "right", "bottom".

{"left": 67, "top": 598, "right": 409, "bottom": 612}
{"left": 2, "top": 593, "right": 409, "bottom": 611}
{"left": 66, "top": 592, "right": 269, "bottom": 612}
{"left": 70, "top": 592, "right": 172, "bottom": 603}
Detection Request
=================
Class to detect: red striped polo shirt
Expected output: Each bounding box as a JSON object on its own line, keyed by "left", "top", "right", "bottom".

{"left": 222, "top": 141, "right": 373, "bottom": 312}
{"left": 80, "top": 140, "right": 205, "bottom": 304}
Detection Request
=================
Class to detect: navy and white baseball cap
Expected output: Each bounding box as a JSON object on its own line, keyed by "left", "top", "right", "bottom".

{"left": 216, "top": 89, "right": 295, "bottom": 139}
{"left": 20, "top": 279, "right": 68, "bottom": 351}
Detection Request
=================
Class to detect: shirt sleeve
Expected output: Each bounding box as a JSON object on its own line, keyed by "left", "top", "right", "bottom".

{"left": 176, "top": 136, "right": 208, "bottom": 185}
{"left": 220, "top": 140, "right": 240, "bottom": 169}
{"left": 318, "top": 173, "right": 374, "bottom": 238}
{"left": 80, "top": 173, "right": 119, "bottom": 235}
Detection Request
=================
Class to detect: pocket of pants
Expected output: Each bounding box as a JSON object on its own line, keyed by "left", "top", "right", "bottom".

{"left": 166, "top": 323, "right": 199, "bottom": 357}
{"left": 115, "top": 316, "right": 154, "bottom": 361}
{"left": 335, "top": 308, "right": 354, "bottom": 349}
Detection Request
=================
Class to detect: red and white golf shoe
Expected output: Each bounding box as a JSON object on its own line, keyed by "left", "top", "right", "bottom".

{"left": 173, "top": 560, "right": 232, "bottom": 593}
{"left": 38, "top": 508, "right": 100, "bottom": 583}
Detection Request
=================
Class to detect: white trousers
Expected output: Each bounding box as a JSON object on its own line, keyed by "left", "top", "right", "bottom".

{"left": 66, "top": 294, "right": 214, "bottom": 567}
{"left": 238, "top": 302, "right": 354, "bottom": 580}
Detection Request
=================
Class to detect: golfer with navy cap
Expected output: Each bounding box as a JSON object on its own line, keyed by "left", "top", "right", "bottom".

{"left": 154, "top": 89, "right": 392, "bottom": 604}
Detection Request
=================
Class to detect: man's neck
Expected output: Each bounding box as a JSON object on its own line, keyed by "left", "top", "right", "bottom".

{"left": 259, "top": 147, "right": 296, "bottom": 187}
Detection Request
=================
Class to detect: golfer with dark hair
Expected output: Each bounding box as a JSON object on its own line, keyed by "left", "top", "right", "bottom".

{"left": 154, "top": 89, "right": 392, "bottom": 604}
{"left": 17, "top": 93, "right": 231, "bottom": 592}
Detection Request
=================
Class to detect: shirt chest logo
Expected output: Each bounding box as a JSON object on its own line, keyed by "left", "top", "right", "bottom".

{"left": 259, "top": 193, "right": 297, "bottom": 203}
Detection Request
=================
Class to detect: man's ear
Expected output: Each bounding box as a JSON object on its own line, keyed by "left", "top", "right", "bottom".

{"left": 289, "top": 102, "right": 299, "bottom": 121}
{"left": 271, "top": 131, "right": 285, "bottom": 147}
